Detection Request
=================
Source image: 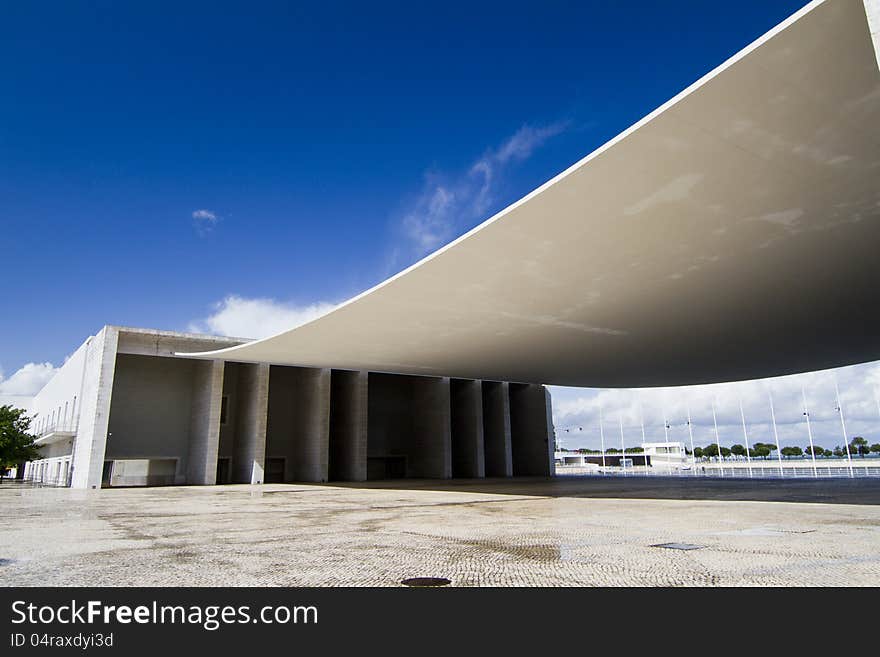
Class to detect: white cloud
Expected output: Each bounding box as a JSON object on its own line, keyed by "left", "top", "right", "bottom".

{"left": 188, "top": 295, "right": 338, "bottom": 339}
{"left": 192, "top": 208, "right": 219, "bottom": 235}
{"left": 0, "top": 362, "right": 57, "bottom": 396}
{"left": 395, "top": 120, "right": 569, "bottom": 263}
{"left": 0, "top": 362, "right": 58, "bottom": 410}
{"left": 550, "top": 361, "right": 880, "bottom": 452}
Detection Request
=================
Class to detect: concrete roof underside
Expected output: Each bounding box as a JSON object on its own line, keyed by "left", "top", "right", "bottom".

{"left": 186, "top": 0, "right": 880, "bottom": 388}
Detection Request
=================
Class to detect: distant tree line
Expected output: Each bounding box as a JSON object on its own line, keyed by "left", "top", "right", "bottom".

{"left": 559, "top": 436, "right": 880, "bottom": 459}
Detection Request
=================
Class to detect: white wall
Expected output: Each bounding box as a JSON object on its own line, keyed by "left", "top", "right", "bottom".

{"left": 30, "top": 335, "right": 93, "bottom": 435}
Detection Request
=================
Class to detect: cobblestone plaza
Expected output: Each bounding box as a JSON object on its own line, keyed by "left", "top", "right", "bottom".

{"left": 2, "top": 477, "right": 879, "bottom": 586}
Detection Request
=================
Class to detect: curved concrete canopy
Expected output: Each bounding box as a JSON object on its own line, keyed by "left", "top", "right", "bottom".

{"left": 186, "top": 0, "right": 880, "bottom": 387}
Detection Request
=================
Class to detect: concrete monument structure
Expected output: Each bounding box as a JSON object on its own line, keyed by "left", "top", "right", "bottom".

{"left": 23, "top": 0, "right": 880, "bottom": 488}
{"left": 24, "top": 327, "right": 553, "bottom": 488}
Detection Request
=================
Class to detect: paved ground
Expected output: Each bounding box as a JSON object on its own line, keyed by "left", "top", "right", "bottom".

{"left": 1, "top": 476, "right": 879, "bottom": 586}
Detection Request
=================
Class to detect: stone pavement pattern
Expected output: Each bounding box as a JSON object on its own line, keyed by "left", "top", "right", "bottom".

{"left": 1, "top": 478, "right": 879, "bottom": 586}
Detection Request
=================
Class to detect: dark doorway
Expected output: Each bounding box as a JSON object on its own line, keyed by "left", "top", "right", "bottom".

{"left": 265, "top": 458, "right": 285, "bottom": 483}
{"left": 215, "top": 458, "right": 230, "bottom": 484}
{"left": 367, "top": 456, "right": 407, "bottom": 480}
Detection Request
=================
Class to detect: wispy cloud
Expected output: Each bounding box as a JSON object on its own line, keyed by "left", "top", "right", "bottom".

{"left": 395, "top": 120, "right": 570, "bottom": 266}
{"left": 550, "top": 360, "right": 880, "bottom": 452}
{"left": 188, "top": 294, "right": 338, "bottom": 339}
{"left": 192, "top": 208, "right": 219, "bottom": 235}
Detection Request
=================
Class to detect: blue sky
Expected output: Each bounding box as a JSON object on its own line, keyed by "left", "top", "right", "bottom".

{"left": 4, "top": 0, "right": 878, "bottom": 448}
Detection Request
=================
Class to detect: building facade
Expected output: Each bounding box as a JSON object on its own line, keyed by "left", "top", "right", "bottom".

{"left": 24, "top": 326, "right": 555, "bottom": 489}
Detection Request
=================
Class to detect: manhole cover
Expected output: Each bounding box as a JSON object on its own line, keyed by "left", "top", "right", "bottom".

{"left": 650, "top": 542, "right": 703, "bottom": 551}
{"left": 401, "top": 577, "right": 451, "bottom": 587}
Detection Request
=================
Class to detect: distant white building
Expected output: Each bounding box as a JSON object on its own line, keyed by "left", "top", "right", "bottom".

{"left": 641, "top": 442, "right": 688, "bottom": 470}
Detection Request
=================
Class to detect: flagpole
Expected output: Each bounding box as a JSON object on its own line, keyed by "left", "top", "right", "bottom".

{"left": 639, "top": 394, "right": 648, "bottom": 476}
{"left": 739, "top": 398, "right": 752, "bottom": 478}
{"left": 599, "top": 403, "right": 606, "bottom": 474}
{"left": 686, "top": 403, "right": 697, "bottom": 476}
{"left": 834, "top": 379, "right": 854, "bottom": 478}
{"left": 712, "top": 398, "right": 723, "bottom": 477}
{"left": 619, "top": 415, "right": 626, "bottom": 476}
{"left": 801, "top": 387, "right": 818, "bottom": 478}
{"left": 662, "top": 412, "right": 672, "bottom": 474}
{"left": 768, "top": 390, "right": 783, "bottom": 478}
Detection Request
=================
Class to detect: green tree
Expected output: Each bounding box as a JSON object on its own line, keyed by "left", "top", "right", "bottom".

{"left": 752, "top": 442, "right": 777, "bottom": 457}
{"left": 693, "top": 446, "right": 704, "bottom": 459}
{"left": 625, "top": 446, "right": 644, "bottom": 453}
{"left": 823, "top": 448, "right": 834, "bottom": 457}
{"left": 850, "top": 436, "right": 869, "bottom": 457}
{"left": 870, "top": 444, "right": 880, "bottom": 455}
{"left": 702, "top": 444, "right": 723, "bottom": 458}
{"left": 833, "top": 445, "right": 845, "bottom": 457}
{"left": 720, "top": 446, "right": 731, "bottom": 458}
{"left": 0, "top": 405, "right": 40, "bottom": 480}
{"left": 804, "top": 445, "right": 824, "bottom": 457}
{"left": 730, "top": 444, "right": 746, "bottom": 457}
{"left": 780, "top": 446, "right": 803, "bottom": 458}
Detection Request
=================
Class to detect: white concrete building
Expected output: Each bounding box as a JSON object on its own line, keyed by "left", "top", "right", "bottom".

{"left": 640, "top": 442, "right": 689, "bottom": 471}
{"left": 24, "top": 327, "right": 554, "bottom": 489}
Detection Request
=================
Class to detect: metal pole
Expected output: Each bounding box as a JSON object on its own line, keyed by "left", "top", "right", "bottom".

{"left": 739, "top": 398, "right": 752, "bottom": 478}
{"left": 686, "top": 403, "right": 697, "bottom": 476}
{"left": 768, "top": 390, "right": 784, "bottom": 478}
{"left": 712, "top": 398, "right": 723, "bottom": 477}
{"left": 639, "top": 394, "right": 648, "bottom": 476}
{"left": 663, "top": 412, "right": 671, "bottom": 475}
{"left": 834, "top": 379, "right": 854, "bottom": 478}
{"left": 599, "top": 404, "right": 606, "bottom": 474}
{"left": 801, "top": 387, "right": 818, "bottom": 478}
{"left": 619, "top": 415, "right": 626, "bottom": 476}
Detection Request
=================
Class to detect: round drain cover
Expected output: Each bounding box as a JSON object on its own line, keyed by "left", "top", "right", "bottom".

{"left": 401, "top": 577, "right": 451, "bottom": 587}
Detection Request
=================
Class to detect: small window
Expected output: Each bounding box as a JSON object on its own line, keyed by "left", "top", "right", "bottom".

{"left": 220, "top": 396, "right": 228, "bottom": 425}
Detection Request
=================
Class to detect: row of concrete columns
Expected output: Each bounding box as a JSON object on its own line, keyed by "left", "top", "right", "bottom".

{"left": 188, "top": 365, "right": 553, "bottom": 485}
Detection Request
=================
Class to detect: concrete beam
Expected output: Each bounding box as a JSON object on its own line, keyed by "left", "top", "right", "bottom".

{"left": 70, "top": 326, "right": 119, "bottom": 489}
{"left": 509, "top": 383, "right": 554, "bottom": 477}
{"left": 329, "top": 370, "right": 368, "bottom": 482}
{"left": 451, "top": 378, "right": 485, "bottom": 478}
{"left": 232, "top": 363, "right": 269, "bottom": 484}
{"left": 482, "top": 381, "right": 512, "bottom": 477}
{"left": 410, "top": 376, "right": 452, "bottom": 479}
{"left": 186, "top": 359, "right": 224, "bottom": 485}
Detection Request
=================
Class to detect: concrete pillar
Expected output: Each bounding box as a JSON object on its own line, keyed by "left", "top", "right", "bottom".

{"left": 865, "top": 0, "right": 880, "bottom": 72}
{"left": 482, "top": 381, "right": 512, "bottom": 477}
{"left": 451, "top": 379, "right": 485, "bottom": 478}
{"left": 509, "top": 383, "right": 554, "bottom": 477}
{"left": 186, "top": 359, "right": 224, "bottom": 485}
{"left": 286, "top": 367, "right": 330, "bottom": 483}
{"left": 329, "top": 370, "right": 368, "bottom": 481}
{"left": 410, "top": 376, "right": 452, "bottom": 479}
{"left": 70, "top": 326, "right": 119, "bottom": 489}
{"left": 232, "top": 363, "right": 269, "bottom": 484}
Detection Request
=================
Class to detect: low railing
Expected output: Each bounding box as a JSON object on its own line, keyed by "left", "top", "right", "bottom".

{"left": 36, "top": 421, "right": 78, "bottom": 438}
